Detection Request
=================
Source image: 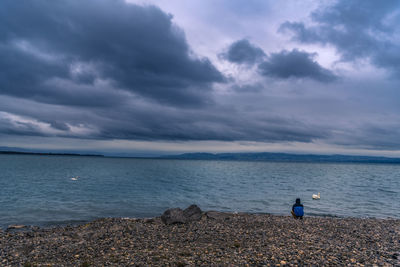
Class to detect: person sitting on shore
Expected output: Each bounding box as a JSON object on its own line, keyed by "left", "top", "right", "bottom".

{"left": 291, "top": 198, "right": 304, "bottom": 219}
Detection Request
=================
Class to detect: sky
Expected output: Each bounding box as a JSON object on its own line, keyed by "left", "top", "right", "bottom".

{"left": 1, "top": 0, "right": 400, "bottom": 156}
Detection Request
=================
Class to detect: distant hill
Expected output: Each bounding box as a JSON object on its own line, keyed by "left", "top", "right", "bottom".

{"left": 161, "top": 152, "right": 400, "bottom": 163}
{"left": 2, "top": 147, "right": 400, "bottom": 163}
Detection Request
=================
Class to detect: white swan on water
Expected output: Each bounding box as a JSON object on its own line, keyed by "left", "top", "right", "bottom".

{"left": 312, "top": 192, "right": 320, "bottom": 200}
{"left": 70, "top": 176, "right": 79, "bottom": 181}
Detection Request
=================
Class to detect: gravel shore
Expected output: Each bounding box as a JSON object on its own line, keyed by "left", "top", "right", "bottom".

{"left": 1, "top": 212, "right": 399, "bottom": 266}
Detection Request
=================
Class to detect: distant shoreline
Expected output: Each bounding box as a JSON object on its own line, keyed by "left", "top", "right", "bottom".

{"left": 2, "top": 150, "right": 400, "bottom": 163}
{"left": 0, "top": 151, "right": 104, "bottom": 157}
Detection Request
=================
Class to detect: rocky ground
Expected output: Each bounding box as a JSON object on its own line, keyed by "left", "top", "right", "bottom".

{"left": 0, "top": 208, "right": 399, "bottom": 266}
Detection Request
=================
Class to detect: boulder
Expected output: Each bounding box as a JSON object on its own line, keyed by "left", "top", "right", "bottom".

{"left": 183, "top": 204, "right": 203, "bottom": 222}
{"left": 161, "top": 208, "right": 186, "bottom": 225}
{"left": 161, "top": 205, "right": 203, "bottom": 225}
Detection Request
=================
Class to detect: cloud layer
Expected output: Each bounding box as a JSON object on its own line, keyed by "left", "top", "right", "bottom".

{"left": 1, "top": 0, "right": 400, "bottom": 155}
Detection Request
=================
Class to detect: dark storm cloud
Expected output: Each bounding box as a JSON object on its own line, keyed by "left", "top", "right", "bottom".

{"left": 0, "top": 0, "right": 224, "bottom": 107}
{"left": 280, "top": 0, "right": 400, "bottom": 75}
{"left": 221, "top": 39, "right": 266, "bottom": 65}
{"left": 0, "top": 94, "right": 329, "bottom": 143}
{"left": 88, "top": 105, "right": 328, "bottom": 142}
{"left": 258, "top": 49, "right": 336, "bottom": 82}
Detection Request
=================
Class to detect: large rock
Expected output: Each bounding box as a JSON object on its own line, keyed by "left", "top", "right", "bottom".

{"left": 183, "top": 204, "right": 203, "bottom": 222}
{"left": 161, "top": 208, "right": 186, "bottom": 225}
{"left": 161, "top": 205, "right": 203, "bottom": 225}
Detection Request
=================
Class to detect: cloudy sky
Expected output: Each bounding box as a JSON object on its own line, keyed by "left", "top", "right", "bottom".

{"left": 1, "top": 0, "right": 400, "bottom": 156}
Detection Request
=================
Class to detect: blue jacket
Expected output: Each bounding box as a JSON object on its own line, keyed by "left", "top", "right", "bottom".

{"left": 292, "top": 200, "right": 304, "bottom": 216}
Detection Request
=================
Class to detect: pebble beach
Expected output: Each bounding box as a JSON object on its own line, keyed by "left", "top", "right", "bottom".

{"left": 1, "top": 210, "right": 399, "bottom": 266}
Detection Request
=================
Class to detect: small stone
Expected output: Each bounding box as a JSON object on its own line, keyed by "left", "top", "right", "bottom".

{"left": 206, "top": 211, "right": 232, "bottom": 220}
{"left": 26, "top": 232, "right": 34, "bottom": 238}
{"left": 144, "top": 218, "right": 154, "bottom": 223}
{"left": 7, "top": 224, "right": 27, "bottom": 230}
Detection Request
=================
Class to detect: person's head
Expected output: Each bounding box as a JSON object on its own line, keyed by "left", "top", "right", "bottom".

{"left": 296, "top": 198, "right": 301, "bottom": 204}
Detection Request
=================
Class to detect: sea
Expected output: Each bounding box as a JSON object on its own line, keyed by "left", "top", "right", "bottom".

{"left": 0, "top": 154, "right": 399, "bottom": 228}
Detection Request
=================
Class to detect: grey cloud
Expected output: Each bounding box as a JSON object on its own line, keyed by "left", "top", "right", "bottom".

{"left": 48, "top": 121, "right": 70, "bottom": 131}
{"left": 279, "top": 22, "right": 323, "bottom": 44}
{"left": 258, "top": 49, "right": 336, "bottom": 82}
{"left": 88, "top": 111, "right": 328, "bottom": 143}
{"left": 0, "top": 116, "right": 46, "bottom": 137}
{"left": 0, "top": 94, "right": 328, "bottom": 143}
{"left": 330, "top": 123, "right": 400, "bottom": 150}
{"left": 8, "top": 90, "right": 400, "bottom": 150}
{"left": 280, "top": 0, "right": 400, "bottom": 75}
{"left": 221, "top": 39, "right": 266, "bottom": 65}
{"left": 0, "top": 0, "right": 224, "bottom": 107}
{"left": 4, "top": 79, "right": 400, "bottom": 150}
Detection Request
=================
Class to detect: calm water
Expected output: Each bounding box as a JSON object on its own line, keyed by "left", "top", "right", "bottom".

{"left": 0, "top": 154, "right": 399, "bottom": 228}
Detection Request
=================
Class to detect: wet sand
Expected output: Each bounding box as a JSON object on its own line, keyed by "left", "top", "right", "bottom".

{"left": 1, "top": 212, "right": 399, "bottom": 266}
